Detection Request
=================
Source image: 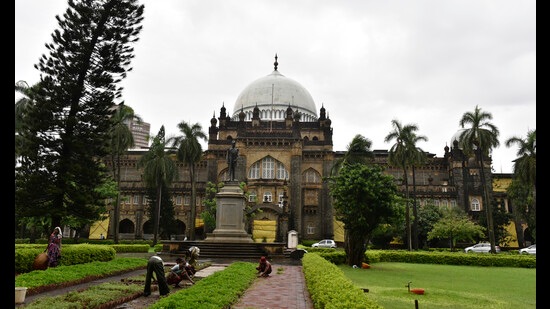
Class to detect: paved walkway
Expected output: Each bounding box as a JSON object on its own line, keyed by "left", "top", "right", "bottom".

{"left": 231, "top": 263, "right": 313, "bottom": 309}
{"left": 18, "top": 258, "right": 313, "bottom": 309}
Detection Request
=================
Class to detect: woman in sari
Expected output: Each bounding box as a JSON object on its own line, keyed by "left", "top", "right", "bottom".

{"left": 47, "top": 226, "right": 62, "bottom": 267}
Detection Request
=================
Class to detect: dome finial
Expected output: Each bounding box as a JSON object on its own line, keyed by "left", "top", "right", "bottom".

{"left": 274, "top": 53, "right": 278, "bottom": 71}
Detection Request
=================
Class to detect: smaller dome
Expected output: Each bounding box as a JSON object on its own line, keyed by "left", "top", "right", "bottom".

{"left": 450, "top": 129, "right": 467, "bottom": 149}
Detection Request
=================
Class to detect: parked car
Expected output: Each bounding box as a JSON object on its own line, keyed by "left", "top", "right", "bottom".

{"left": 518, "top": 244, "right": 536, "bottom": 255}
{"left": 311, "top": 239, "right": 336, "bottom": 248}
{"left": 464, "top": 243, "right": 501, "bottom": 253}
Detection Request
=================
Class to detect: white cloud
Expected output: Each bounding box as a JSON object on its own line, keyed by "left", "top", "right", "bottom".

{"left": 15, "top": 0, "right": 536, "bottom": 173}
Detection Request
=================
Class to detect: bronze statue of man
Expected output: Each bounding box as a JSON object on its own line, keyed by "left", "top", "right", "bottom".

{"left": 227, "top": 140, "right": 239, "bottom": 181}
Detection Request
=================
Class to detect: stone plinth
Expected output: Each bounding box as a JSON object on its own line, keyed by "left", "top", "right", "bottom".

{"left": 204, "top": 182, "right": 253, "bottom": 243}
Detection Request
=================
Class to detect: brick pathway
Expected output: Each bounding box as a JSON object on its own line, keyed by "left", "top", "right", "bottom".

{"left": 18, "top": 258, "right": 314, "bottom": 309}
{"left": 231, "top": 263, "right": 313, "bottom": 309}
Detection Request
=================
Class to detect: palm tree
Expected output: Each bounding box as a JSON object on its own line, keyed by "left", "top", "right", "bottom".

{"left": 406, "top": 132, "right": 428, "bottom": 250}
{"left": 108, "top": 103, "right": 143, "bottom": 244}
{"left": 330, "top": 134, "right": 373, "bottom": 175}
{"left": 384, "top": 119, "right": 426, "bottom": 251}
{"left": 505, "top": 129, "right": 536, "bottom": 245}
{"left": 505, "top": 129, "right": 536, "bottom": 190}
{"left": 458, "top": 105, "right": 500, "bottom": 253}
{"left": 138, "top": 126, "right": 178, "bottom": 246}
{"left": 15, "top": 80, "right": 37, "bottom": 163}
{"left": 168, "top": 121, "right": 207, "bottom": 240}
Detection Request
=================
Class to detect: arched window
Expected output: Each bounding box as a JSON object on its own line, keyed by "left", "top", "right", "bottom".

{"left": 302, "top": 168, "right": 321, "bottom": 183}
{"left": 249, "top": 191, "right": 257, "bottom": 203}
{"left": 277, "top": 164, "right": 288, "bottom": 179}
{"left": 248, "top": 156, "right": 288, "bottom": 180}
{"left": 249, "top": 164, "right": 260, "bottom": 179}
{"left": 263, "top": 192, "right": 272, "bottom": 202}
{"left": 262, "top": 157, "right": 274, "bottom": 178}
{"left": 470, "top": 197, "right": 481, "bottom": 211}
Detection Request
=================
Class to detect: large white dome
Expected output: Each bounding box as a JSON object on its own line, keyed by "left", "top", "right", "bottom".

{"left": 231, "top": 65, "right": 318, "bottom": 122}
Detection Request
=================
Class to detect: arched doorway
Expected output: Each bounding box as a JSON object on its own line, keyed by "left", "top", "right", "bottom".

{"left": 247, "top": 204, "right": 283, "bottom": 243}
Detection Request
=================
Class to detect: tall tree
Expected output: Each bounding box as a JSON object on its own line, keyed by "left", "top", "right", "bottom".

{"left": 384, "top": 119, "right": 427, "bottom": 251}
{"left": 138, "top": 126, "right": 178, "bottom": 246}
{"left": 108, "top": 103, "right": 143, "bottom": 243}
{"left": 328, "top": 163, "right": 400, "bottom": 266}
{"left": 15, "top": 0, "right": 145, "bottom": 231}
{"left": 505, "top": 129, "right": 536, "bottom": 195}
{"left": 458, "top": 105, "right": 500, "bottom": 253}
{"left": 15, "top": 80, "right": 40, "bottom": 164}
{"left": 168, "top": 121, "right": 207, "bottom": 240}
{"left": 505, "top": 129, "right": 536, "bottom": 245}
{"left": 330, "top": 134, "right": 373, "bottom": 175}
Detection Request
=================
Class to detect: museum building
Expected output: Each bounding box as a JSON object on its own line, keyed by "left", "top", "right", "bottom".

{"left": 105, "top": 56, "right": 520, "bottom": 246}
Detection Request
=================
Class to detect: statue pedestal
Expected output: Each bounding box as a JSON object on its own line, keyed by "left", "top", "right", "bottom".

{"left": 204, "top": 182, "right": 253, "bottom": 243}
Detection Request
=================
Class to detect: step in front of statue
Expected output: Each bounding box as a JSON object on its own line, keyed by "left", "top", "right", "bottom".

{"left": 160, "top": 241, "right": 286, "bottom": 259}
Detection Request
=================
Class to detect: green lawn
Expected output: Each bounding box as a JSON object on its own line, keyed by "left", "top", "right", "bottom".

{"left": 340, "top": 262, "right": 536, "bottom": 309}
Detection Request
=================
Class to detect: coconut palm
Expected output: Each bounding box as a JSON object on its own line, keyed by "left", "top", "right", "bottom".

{"left": 384, "top": 119, "right": 427, "bottom": 251}
{"left": 330, "top": 134, "right": 374, "bottom": 175}
{"left": 108, "top": 103, "right": 143, "bottom": 243}
{"left": 458, "top": 105, "right": 500, "bottom": 253}
{"left": 138, "top": 126, "right": 178, "bottom": 246}
{"left": 505, "top": 129, "right": 536, "bottom": 245}
{"left": 168, "top": 121, "right": 207, "bottom": 240}
{"left": 406, "top": 132, "right": 428, "bottom": 250}
{"left": 15, "top": 80, "right": 38, "bottom": 163}
{"left": 505, "top": 129, "right": 536, "bottom": 189}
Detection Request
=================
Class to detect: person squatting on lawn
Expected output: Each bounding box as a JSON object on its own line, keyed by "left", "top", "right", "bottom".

{"left": 143, "top": 255, "right": 170, "bottom": 296}
{"left": 256, "top": 256, "right": 272, "bottom": 277}
{"left": 47, "top": 226, "right": 62, "bottom": 267}
{"left": 166, "top": 257, "right": 195, "bottom": 287}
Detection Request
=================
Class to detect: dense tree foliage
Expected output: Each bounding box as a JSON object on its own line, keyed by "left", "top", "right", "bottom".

{"left": 200, "top": 181, "right": 221, "bottom": 234}
{"left": 328, "top": 163, "right": 401, "bottom": 266}
{"left": 505, "top": 129, "right": 536, "bottom": 244}
{"left": 427, "top": 207, "right": 485, "bottom": 251}
{"left": 15, "top": 0, "right": 145, "bottom": 233}
{"left": 416, "top": 203, "right": 444, "bottom": 249}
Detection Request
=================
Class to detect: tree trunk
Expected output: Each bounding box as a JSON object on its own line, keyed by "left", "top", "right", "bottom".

{"left": 153, "top": 183, "right": 162, "bottom": 246}
{"left": 478, "top": 147, "right": 496, "bottom": 253}
{"left": 344, "top": 229, "right": 367, "bottom": 266}
{"left": 412, "top": 166, "right": 419, "bottom": 250}
{"left": 189, "top": 165, "right": 196, "bottom": 240}
{"left": 402, "top": 166, "right": 412, "bottom": 251}
{"left": 114, "top": 156, "right": 121, "bottom": 244}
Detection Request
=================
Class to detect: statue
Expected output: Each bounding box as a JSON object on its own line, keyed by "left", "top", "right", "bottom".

{"left": 227, "top": 140, "right": 239, "bottom": 181}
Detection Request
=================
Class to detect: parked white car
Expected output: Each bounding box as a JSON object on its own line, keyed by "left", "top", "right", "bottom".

{"left": 518, "top": 244, "right": 536, "bottom": 255}
{"left": 464, "top": 243, "right": 500, "bottom": 253}
{"left": 311, "top": 239, "right": 337, "bottom": 248}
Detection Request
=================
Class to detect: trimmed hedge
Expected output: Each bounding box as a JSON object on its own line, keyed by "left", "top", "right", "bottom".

{"left": 365, "top": 250, "right": 536, "bottom": 268}
{"left": 303, "top": 253, "right": 382, "bottom": 309}
{"left": 15, "top": 244, "right": 116, "bottom": 274}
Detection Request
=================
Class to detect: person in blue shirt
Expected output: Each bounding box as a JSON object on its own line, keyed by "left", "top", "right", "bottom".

{"left": 166, "top": 257, "right": 195, "bottom": 287}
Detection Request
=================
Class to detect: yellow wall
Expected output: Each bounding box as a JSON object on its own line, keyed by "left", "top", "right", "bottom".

{"left": 253, "top": 220, "right": 276, "bottom": 242}
{"left": 89, "top": 218, "right": 109, "bottom": 239}
{"left": 333, "top": 217, "right": 345, "bottom": 242}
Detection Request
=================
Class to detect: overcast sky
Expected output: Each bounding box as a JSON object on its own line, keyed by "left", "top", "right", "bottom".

{"left": 15, "top": 0, "right": 536, "bottom": 174}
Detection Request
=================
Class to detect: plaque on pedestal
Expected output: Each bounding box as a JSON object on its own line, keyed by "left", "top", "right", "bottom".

{"left": 204, "top": 182, "right": 253, "bottom": 243}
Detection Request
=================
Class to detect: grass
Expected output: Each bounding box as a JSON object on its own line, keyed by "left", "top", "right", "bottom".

{"left": 340, "top": 262, "right": 536, "bottom": 309}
